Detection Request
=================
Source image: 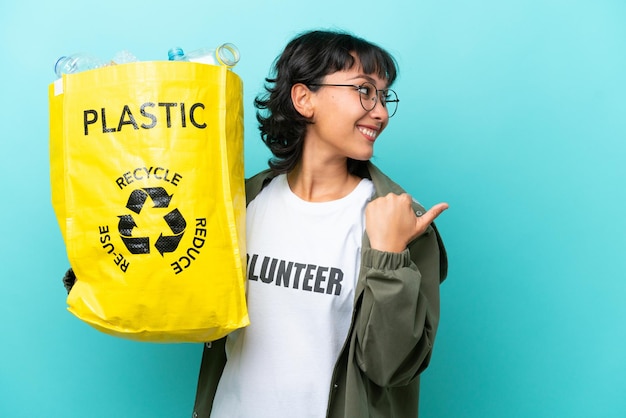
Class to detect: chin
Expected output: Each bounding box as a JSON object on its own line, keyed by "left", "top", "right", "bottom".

{"left": 354, "top": 151, "right": 374, "bottom": 161}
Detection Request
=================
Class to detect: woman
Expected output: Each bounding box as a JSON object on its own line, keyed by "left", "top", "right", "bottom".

{"left": 193, "top": 29, "right": 448, "bottom": 418}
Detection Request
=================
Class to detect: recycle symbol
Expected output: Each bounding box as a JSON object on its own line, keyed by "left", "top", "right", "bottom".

{"left": 118, "top": 187, "right": 186, "bottom": 256}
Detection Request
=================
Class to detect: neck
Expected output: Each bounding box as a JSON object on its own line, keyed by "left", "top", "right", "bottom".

{"left": 287, "top": 159, "right": 361, "bottom": 202}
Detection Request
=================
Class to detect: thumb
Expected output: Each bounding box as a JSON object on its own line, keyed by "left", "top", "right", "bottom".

{"left": 415, "top": 202, "right": 449, "bottom": 229}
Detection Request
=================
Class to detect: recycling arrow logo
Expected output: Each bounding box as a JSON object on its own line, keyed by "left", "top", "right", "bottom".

{"left": 118, "top": 187, "right": 186, "bottom": 256}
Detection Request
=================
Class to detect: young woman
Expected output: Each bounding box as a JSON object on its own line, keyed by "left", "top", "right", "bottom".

{"left": 193, "top": 29, "right": 449, "bottom": 418}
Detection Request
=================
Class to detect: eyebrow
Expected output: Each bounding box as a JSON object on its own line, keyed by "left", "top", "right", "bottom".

{"left": 347, "top": 74, "right": 389, "bottom": 89}
{"left": 348, "top": 74, "right": 376, "bottom": 83}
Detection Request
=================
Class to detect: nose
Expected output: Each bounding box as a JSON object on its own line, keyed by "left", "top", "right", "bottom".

{"left": 368, "top": 97, "right": 389, "bottom": 120}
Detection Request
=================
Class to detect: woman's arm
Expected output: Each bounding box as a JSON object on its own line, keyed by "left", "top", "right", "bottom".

{"left": 354, "top": 225, "right": 444, "bottom": 387}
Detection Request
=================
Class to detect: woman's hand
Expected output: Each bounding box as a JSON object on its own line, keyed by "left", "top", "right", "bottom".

{"left": 365, "top": 193, "right": 448, "bottom": 253}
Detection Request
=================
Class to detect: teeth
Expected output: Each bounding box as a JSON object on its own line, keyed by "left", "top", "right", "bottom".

{"left": 358, "top": 127, "right": 378, "bottom": 138}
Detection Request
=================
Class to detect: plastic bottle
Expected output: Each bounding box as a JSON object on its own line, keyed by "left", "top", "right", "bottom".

{"left": 167, "top": 43, "right": 240, "bottom": 67}
{"left": 54, "top": 53, "right": 105, "bottom": 78}
{"left": 54, "top": 50, "right": 139, "bottom": 78}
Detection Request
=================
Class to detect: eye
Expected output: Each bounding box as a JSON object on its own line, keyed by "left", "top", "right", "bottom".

{"left": 381, "top": 91, "right": 393, "bottom": 106}
{"left": 356, "top": 85, "right": 372, "bottom": 96}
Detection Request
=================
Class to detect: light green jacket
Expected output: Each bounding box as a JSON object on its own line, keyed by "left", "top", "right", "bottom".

{"left": 192, "top": 162, "right": 448, "bottom": 418}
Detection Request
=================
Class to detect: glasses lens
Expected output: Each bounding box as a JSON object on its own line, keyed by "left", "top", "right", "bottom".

{"left": 358, "top": 82, "right": 377, "bottom": 111}
{"left": 358, "top": 83, "right": 399, "bottom": 117}
{"left": 384, "top": 89, "right": 399, "bottom": 117}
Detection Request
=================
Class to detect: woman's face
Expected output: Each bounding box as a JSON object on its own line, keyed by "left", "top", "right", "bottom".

{"left": 304, "top": 66, "right": 391, "bottom": 163}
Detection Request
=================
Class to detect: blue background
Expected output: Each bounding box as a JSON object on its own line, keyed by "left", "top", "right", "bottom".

{"left": 1, "top": 0, "right": 625, "bottom": 416}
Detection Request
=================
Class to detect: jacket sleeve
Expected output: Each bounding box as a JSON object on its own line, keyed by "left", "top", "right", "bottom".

{"left": 353, "top": 224, "right": 444, "bottom": 387}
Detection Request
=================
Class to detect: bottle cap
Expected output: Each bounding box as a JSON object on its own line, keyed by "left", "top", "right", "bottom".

{"left": 216, "top": 43, "right": 240, "bottom": 67}
{"left": 168, "top": 47, "right": 185, "bottom": 61}
{"left": 54, "top": 56, "right": 68, "bottom": 77}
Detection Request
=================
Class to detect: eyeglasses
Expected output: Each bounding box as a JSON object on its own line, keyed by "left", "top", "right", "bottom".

{"left": 308, "top": 82, "right": 399, "bottom": 117}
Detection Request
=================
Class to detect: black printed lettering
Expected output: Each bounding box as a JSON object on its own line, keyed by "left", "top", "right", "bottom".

{"left": 314, "top": 267, "right": 328, "bottom": 293}
{"left": 140, "top": 102, "right": 157, "bottom": 129}
{"left": 276, "top": 260, "right": 293, "bottom": 287}
{"left": 248, "top": 254, "right": 259, "bottom": 281}
{"left": 259, "top": 257, "right": 277, "bottom": 284}
{"left": 292, "top": 263, "right": 306, "bottom": 289}
{"left": 327, "top": 268, "right": 343, "bottom": 296}
{"left": 114, "top": 167, "right": 183, "bottom": 190}
{"left": 159, "top": 102, "right": 177, "bottom": 128}
{"left": 302, "top": 264, "right": 315, "bottom": 291}
{"left": 101, "top": 107, "right": 116, "bottom": 133}
{"left": 246, "top": 254, "right": 344, "bottom": 296}
{"left": 84, "top": 110, "right": 98, "bottom": 135}
{"left": 82, "top": 102, "right": 207, "bottom": 135}
{"left": 170, "top": 218, "right": 207, "bottom": 274}
{"left": 117, "top": 105, "right": 139, "bottom": 131}
{"left": 189, "top": 103, "right": 206, "bottom": 128}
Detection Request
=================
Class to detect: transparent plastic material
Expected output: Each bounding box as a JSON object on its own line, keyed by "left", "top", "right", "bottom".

{"left": 54, "top": 50, "right": 139, "bottom": 78}
{"left": 167, "top": 43, "right": 240, "bottom": 67}
{"left": 110, "top": 50, "right": 139, "bottom": 65}
{"left": 54, "top": 53, "right": 105, "bottom": 78}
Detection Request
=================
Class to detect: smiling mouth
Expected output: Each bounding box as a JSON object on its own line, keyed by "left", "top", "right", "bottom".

{"left": 358, "top": 126, "right": 378, "bottom": 140}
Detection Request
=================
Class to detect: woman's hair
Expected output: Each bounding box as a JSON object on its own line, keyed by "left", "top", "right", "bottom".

{"left": 254, "top": 29, "right": 398, "bottom": 174}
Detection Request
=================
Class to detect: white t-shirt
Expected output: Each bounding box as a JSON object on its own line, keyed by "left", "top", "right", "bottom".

{"left": 210, "top": 174, "right": 375, "bottom": 418}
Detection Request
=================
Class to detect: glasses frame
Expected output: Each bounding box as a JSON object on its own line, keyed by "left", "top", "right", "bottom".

{"left": 307, "top": 82, "right": 399, "bottom": 118}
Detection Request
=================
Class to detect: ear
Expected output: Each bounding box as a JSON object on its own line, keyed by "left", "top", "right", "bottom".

{"left": 291, "top": 83, "right": 314, "bottom": 118}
